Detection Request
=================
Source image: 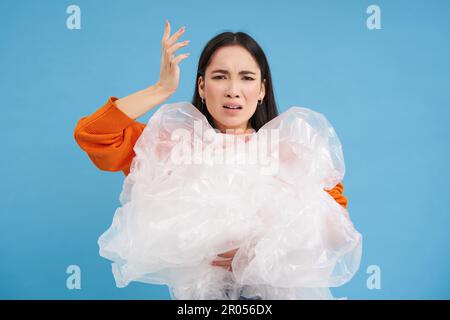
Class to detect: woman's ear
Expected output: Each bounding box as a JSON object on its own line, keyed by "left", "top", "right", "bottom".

{"left": 260, "top": 79, "right": 266, "bottom": 101}
{"left": 198, "top": 76, "right": 205, "bottom": 98}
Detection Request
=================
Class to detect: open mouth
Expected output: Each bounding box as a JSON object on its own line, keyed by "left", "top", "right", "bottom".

{"left": 223, "top": 105, "right": 243, "bottom": 110}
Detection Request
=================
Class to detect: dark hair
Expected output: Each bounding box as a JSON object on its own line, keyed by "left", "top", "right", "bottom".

{"left": 191, "top": 31, "right": 278, "bottom": 132}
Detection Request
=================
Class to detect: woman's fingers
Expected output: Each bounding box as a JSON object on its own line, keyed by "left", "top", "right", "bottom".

{"left": 211, "top": 260, "right": 233, "bottom": 272}
{"left": 164, "top": 41, "right": 189, "bottom": 65}
{"left": 162, "top": 20, "right": 170, "bottom": 44}
{"left": 217, "top": 248, "right": 239, "bottom": 258}
{"left": 161, "top": 20, "right": 189, "bottom": 68}
{"left": 211, "top": 259, "right": 231, "bottom": 266}
{"left": 212, "top": 248, "right": 239, "bottom": 272}
{"left": 167, "top": 40, "right": 190, "bottom": 55}
{"left": 162, "top": 20, "right": 185, "bottom": 48}
{"left": 211, "top": 259, "right": 233, "bottom": 271}
{"left": 158, "top": 20, "right": 187, "bottom": 95}
{"left": 173, "top": 53, "right": 190, "bottom": 65}
{"left": 167, "top": 25, "right": 186, "bottom": 48}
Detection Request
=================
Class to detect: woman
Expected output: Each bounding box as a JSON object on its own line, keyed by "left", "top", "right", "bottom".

{"left": 74, "top": 20, "right": 358, "bottom": 299}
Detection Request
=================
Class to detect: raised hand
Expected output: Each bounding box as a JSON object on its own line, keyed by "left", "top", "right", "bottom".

{"left": 157, "top": 20, "right": 190, "bottom": 95}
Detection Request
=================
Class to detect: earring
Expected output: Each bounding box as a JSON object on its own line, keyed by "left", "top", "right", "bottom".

{"left": 258, "top": 98, "right": 263, "bottom": 105}
{"left": 201, "top": 97, "right": 205, "bottom": 106}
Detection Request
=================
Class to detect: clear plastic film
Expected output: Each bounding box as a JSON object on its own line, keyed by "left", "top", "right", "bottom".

{"left": 98, "top": 102, "right": 362, "bottom": 300}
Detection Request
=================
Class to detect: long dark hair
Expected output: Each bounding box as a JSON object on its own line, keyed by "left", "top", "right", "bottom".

{"left": 191, "top": 32, "right": 278, "bottom": 132}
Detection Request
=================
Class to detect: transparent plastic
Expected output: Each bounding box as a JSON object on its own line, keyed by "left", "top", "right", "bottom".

{"left": 98, "top": 102, "right": 362, "bottom": 300}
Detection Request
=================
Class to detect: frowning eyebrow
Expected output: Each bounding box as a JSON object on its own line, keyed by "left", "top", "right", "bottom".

{"left": 211, "top": 69, "right": 256, "bottom": 75}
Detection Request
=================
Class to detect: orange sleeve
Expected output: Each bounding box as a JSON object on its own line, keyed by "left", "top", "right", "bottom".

{"left": 74, "top": 96, "right": 146, "bottom": 176}
{"left": 324, "top": 182, "right": 348, "bottom": 209}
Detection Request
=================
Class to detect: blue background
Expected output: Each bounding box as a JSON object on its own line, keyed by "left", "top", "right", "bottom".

{"left": 1, "top": 0, "right": 449, "bottom": 299}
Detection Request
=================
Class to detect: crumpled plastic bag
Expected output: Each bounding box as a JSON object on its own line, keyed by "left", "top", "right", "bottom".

{"left": 98, "top": 101, "right": 362, "bottom": 300}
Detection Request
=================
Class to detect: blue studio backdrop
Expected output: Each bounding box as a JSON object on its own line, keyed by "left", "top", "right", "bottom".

{"left": 1, "top": 0, "right": 449, "bottom": 299}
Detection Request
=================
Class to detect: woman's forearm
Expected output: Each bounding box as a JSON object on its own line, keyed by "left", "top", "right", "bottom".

{"left": 115, "top": 83, "right": 174, "bottom": 120}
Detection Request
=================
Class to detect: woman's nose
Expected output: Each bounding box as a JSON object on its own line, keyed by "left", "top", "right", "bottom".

{"left": 225, "top": 82, "right": 240, "bottom": 98}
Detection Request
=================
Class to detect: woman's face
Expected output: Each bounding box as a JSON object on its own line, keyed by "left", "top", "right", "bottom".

{"left": 198, "top": 45, "right": 266, "bottom": 134}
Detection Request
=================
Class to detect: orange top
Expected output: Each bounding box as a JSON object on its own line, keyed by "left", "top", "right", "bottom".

{"left": 74, "top": 96, "right": 349, "bottom": 209}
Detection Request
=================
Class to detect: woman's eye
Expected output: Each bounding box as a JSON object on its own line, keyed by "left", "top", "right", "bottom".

{"left": 212, "top": 76, "right": 254, "bottom": 80}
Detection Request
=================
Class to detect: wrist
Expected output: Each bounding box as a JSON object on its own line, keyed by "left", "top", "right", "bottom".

{"left": 153, "top": 82, "right": 175, "bottom": 97}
